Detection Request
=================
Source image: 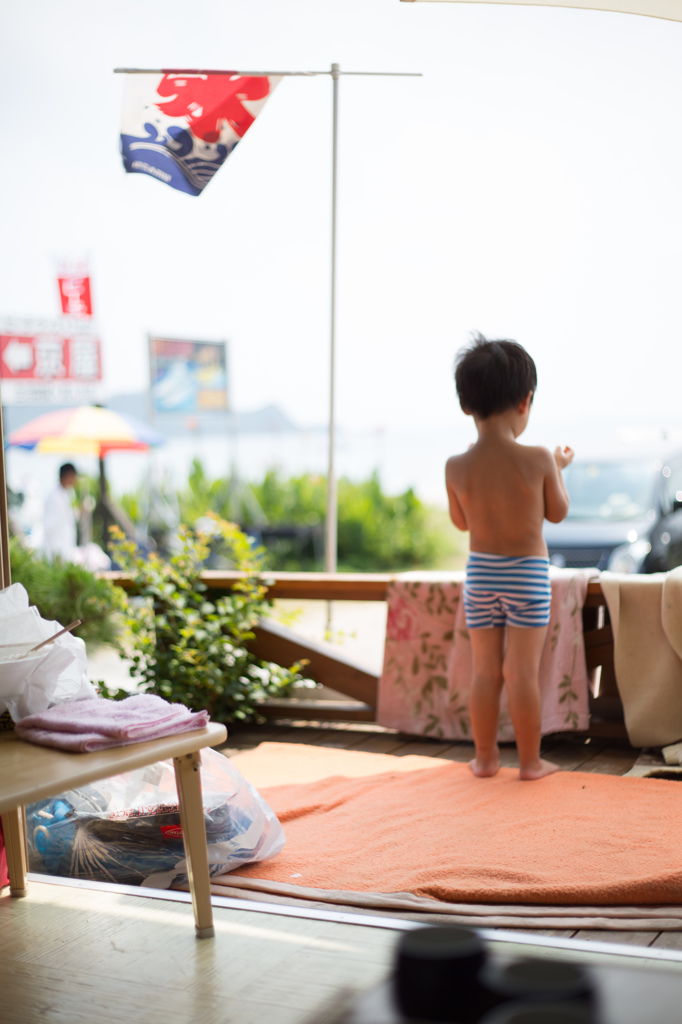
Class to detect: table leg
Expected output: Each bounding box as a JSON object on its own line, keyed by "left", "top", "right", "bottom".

{"left": 1, "top": 807, "right": 28, "bottom": 897}
{"left": 173, "top": 750, "right": 215, "bottom": 939}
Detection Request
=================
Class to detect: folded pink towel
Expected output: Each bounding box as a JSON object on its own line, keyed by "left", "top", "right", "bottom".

{"left": 15, "top": 694, "right": 211, "bottom": 752}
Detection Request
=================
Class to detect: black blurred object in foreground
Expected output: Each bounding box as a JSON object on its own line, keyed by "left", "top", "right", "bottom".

{"left": 395, "top": 926, "right": 487, "bottom": 1022}
{"left": 477, "top": 958, "right": 597, "bottom": 1017}
{"left": 333, "top": 923, "right": 682, "bottom": 1024}
{"left": 479, "top": 1004, "right": 594, "bottom": 1024}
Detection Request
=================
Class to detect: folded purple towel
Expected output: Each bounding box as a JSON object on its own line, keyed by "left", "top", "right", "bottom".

{"left": 15, "top": 694, "right": 211, "bottom": 751}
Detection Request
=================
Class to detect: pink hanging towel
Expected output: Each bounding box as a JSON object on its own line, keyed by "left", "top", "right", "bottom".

{"left": 378, "top": 569, "right": 596, "bottom": 742}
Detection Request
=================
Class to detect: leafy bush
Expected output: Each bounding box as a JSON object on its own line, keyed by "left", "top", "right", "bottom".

{"left": 246, "top": 469, "right": 451, "bottom": 571}
{"left": 8, "top": 539, "right": 127, "bottom": 650}
{"left": 338, "top": 474, "right": 446, "bottom": 571}
{"left": 105, "top": 517, "right": 310, "bottom": 723}
{"left": 176, "top": 459, "right": 234, "bottom": 527}
{"left": 170, "top": 461, "right": 451, "bottom": 571}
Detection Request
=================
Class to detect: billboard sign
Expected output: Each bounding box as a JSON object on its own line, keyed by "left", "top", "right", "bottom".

{"left": 149, "top": 336, "right": 228, "bottom": 413}
{"left": 0, "top": 317, "right": 103, "bottom": 405}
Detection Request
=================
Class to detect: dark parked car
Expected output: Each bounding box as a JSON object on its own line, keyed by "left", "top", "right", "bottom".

{"left": 543, "top": 452, "right": 682, "bottom": 573}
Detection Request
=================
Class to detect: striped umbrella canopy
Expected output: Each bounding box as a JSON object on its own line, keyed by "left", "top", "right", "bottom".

{"left": 6, "top": 406, "right": 165, "bottom": 456}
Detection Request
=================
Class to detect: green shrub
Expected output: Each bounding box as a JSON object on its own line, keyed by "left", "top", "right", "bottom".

{"left": 177, "top": 459, "right": 234, "bottom": 526}
{"left": 8, "top": 539, "right": 127, "bottom": 650}
{"left": 337, "top": 474, "right": 445, "bottom": 571}
{"left": 105, "top": 517, "right": 310, "bottom": 723}
{"left": 245, "top": 469, "right": 451, "bottom": 571}
{"left": 170, "top": 461, "right": 452, "bottom": 571}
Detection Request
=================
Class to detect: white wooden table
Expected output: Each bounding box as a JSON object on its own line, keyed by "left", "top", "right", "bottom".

{"left": 0, "top": 722, "right": 227, "bottom": 938}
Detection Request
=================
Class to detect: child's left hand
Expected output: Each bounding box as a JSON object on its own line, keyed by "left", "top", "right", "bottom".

{"left": 554, "top": 445, "right": 574, "bottom": 470}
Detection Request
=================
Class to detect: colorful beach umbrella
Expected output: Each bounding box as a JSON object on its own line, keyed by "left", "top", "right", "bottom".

{"left": 6, "top": 406, "right": 165, "bottom": 456}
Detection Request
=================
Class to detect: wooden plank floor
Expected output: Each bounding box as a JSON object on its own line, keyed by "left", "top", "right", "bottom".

{"left": 0, "top": 878, "right": 397, "bottom": 1024}
{"left": 3, "top": 881, "right": 679, "bottom": 1024}
{"left": 221, "top": 720, "right": 682, "bottom": 954}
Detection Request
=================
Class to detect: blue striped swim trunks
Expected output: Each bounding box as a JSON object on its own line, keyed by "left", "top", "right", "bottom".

{"left": 463, "top": 552, "right": 551, "bottom": 629}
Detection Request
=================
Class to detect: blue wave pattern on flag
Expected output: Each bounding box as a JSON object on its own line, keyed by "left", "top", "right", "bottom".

{"left": 120, "top": 123, "right": 233, "bottom": 196}
{"left": 120, "top": 73, "right": 280, "bottom": 196}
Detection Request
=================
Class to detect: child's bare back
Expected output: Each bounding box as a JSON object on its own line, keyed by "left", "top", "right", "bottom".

{"left": 446, "top": 431, "right": 571, "bottom": 558}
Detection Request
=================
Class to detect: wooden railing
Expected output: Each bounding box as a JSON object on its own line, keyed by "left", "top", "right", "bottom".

{"left": 100, "top": 570, "right": 394, "bottom": 601}
{"left": 101, "top": 572, "right": 624, "bottom": 739}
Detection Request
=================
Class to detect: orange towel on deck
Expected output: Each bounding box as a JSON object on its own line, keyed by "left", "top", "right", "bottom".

{"left": 230, "top": 749, "right": 682, "bottom": 906}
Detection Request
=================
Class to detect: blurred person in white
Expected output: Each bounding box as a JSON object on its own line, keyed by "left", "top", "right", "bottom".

{"left": 43, "top": 462, "right": 79, "bottom": 562}
{"left": 43, "top": 462, "right": 110, "bottom": 570}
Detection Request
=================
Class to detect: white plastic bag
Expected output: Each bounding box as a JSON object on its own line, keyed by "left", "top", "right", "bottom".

{"left": 0, "top": 583, "right": 97, "bottom": 721}
{"left": 26, "top": 747, "right": 285, "bottom": 888}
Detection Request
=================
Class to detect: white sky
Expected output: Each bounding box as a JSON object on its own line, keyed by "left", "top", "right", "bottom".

{"left": 2, "top": 0, "right": 682, "bottom": 438}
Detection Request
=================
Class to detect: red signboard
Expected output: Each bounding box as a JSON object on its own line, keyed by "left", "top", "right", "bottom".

{"left": 0, "top": 319, "right": 102, "bottom": 405}
{"left": 57, "top": 275, "right": 93, "bottom": 317}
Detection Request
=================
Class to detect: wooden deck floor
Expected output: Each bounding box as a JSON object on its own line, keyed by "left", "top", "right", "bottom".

{"left": 0, "top": 877, "right": 399, "bottom": 1024}
{"left": 221, "top": 719, "right": 682, "bottom": 953}
{"left": 3, "top": 878, "right": 679, "bottom": 1024}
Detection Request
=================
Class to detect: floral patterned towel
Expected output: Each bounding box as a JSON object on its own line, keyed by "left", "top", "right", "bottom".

{"left": 377, "top": 569, "right": 596, "bottom": 742}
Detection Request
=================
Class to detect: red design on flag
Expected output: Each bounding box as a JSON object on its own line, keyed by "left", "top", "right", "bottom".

{"left": 58, "top": 275, "right": 93, "bottom": 317}
{"left": 154, "top": 75, "right": 271, "bottom": 143}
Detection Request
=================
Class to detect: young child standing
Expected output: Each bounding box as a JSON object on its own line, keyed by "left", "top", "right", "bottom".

{"left": 445, "top": 335, "right": 574, "bottom": 781}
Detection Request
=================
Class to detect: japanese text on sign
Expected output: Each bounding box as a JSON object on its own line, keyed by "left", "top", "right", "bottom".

{"left": 0, "top": 318, "right": 103, "bottom": 405}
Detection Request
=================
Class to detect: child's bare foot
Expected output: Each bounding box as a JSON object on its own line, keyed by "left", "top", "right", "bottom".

{"left": 519, "top": 758, "right": 561, "bottom": 781}
{"left": 469, "top": 756, "right": 500, "bottom": 778}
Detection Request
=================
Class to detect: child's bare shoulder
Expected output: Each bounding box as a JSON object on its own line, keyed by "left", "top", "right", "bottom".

{"left": 445, "top": 449, "right": 473, "bottom": 481}
{"left": 521, "top": 444, "right": 555, "bottom": 472}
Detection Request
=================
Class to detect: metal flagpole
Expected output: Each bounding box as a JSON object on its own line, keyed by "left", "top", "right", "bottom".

{"left": 326, "top": 62, "right": 340, "bottom": 577}
{"left": 324, "top": 63, "right": 340, "bottom": 634}
{"left": 114, "top": 64, "right": 421, "bottom": 613}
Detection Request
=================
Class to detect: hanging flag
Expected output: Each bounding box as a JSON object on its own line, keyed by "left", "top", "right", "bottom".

{"left": 120, "top": 73, "right": 281, "bottom": 196}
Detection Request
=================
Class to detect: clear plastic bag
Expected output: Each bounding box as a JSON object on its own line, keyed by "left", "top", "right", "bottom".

{"left": 26, "top": 747, "right": 284, "bottom": 889}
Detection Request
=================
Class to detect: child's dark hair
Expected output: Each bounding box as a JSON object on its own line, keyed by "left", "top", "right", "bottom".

{"left": 454, "top": 333, "right": 537, "bottom": 419}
